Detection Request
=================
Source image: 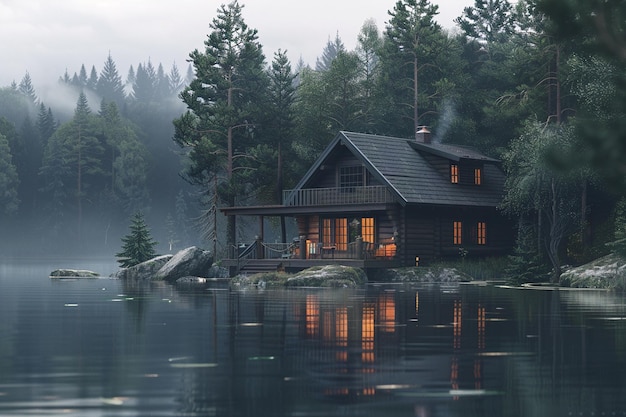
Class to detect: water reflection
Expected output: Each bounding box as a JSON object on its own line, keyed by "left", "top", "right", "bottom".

{"left": 3, "top": 262, "right": 626, "bottom": 416}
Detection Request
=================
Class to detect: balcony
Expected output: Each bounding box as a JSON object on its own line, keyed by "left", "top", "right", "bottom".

{"left": 283, "top": 186, "right": 395, "bottom": 207}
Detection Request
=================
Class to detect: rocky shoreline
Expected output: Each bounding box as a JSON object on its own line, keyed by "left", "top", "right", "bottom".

{"left": 559, "top": 253, "right": 626, "bottom": 290}
{"left": 53, "top": 245, "right": 626, "bottom": 290}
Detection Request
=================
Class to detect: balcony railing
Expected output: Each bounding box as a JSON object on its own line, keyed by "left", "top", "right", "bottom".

{"left": 283, "top": 186, "right": 395, "bottom": 206}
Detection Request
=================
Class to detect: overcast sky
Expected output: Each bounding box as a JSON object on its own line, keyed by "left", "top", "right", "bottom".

{"left": 0, "top": 0, "right": 471, "bottom": 90}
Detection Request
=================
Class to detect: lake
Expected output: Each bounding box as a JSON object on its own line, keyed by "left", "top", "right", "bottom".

{"left": 1, "top": 259, "right": 626, "bottom": 416}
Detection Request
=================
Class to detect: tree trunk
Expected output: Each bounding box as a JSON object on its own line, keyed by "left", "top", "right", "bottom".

{"left": 413, "top": 54, "right": 419, "bottom": 137}
{"left": 547, "top": 179, "right": 562, "bottom": 283}
{"left": 277, "top": 141, "right": 287, "bottom": 243}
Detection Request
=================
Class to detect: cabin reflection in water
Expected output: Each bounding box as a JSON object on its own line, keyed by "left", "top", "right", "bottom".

{"left": 293, "top": 289, "right": 487, "bottom": 400}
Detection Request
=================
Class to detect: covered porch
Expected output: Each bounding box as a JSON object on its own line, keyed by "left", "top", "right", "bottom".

{"left": 220, "top": 186, "right": 401, "bottom": 276}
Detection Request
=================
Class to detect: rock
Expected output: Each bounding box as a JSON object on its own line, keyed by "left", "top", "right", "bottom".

{"left": 207, "top": 264, "right": 229, "bottom": 279}
{"left": 50, "top": 269, "right": 100, "bottom": 278}
{"left": 560, "top": 253, "right": 626, "bottom": 289}
{"left": 154, "top": 246, "right": 213, "bottom": 283}
{"left": 176, "top": 276, "right": 209, "bottom": 285}
{"left": 285, "top": 265, "right": 367, "bottom": 288}
{"left": 111, "top": 254, "right": 173, "bottom": 281}
{"left": 376, "top": 267, "right": 470, "bottom": 283}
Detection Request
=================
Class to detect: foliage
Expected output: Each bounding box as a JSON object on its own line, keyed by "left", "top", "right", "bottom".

{"left": 0, "top": 0, "right": 624, "bottom": 263}
{"left": 538, "top": 0, "right": 626, "bottom": 192}
{"left": 606, "top": 198, "right": 626, "bottom": 257}
{"left": 116, "top": 211, "right": 158, "bottom": 267}
{"left": 0, "top": 133, "right": 20, "bottom": 215}
{"left": 377, "top": 0, "right": 446, "bottom": 136}
{"left": 173, "top": 0, "right": 269, "bottom": 247}
{"left": 502, "top": 120, "right": 583, "bottom": 280}
{"left": 505, "top": 218, "right": 551, "bottom": 283}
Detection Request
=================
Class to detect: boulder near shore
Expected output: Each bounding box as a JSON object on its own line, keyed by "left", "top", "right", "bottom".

{"left": 111, "top": 246, "right": 225, "bottom": 283}
{"left": 50, "top": 269, "right": 100, "bottom": 278}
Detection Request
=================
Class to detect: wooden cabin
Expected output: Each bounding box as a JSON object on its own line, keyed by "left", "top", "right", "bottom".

{"left": 221, "top": 130, "right": 514, "bottom": 275}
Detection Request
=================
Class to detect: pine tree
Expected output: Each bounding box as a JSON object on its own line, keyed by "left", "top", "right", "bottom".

{"left": 173, "top": 0, "right": 268, "bottom": 248}
{"left": 116, "top": 211, "right": 158, "bottom": 267}
{"left": 0, "top": 132, "right": 20, "bottom": 216}
{"left": 18, "top": 72, "right": 38, "bottom": 104}
{"left": 315, "top": 32, "right": 345, "bottom": 71}
{"left": 97, "top": 53, "right": 125, "bottom": 106}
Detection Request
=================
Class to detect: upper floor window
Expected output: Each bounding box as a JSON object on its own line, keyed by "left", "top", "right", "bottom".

{"left": 474, "top": 168, "right": 482, "bottom": 185}
{"left": 340, "top": 166, "right": 364, "bottom": 188}
{"left": 450, "top": 164, "right": 459, "bottom": 184}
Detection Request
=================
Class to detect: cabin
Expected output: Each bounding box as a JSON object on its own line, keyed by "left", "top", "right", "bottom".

{"left": 221, "top": 129, "right": 514, "bottom": 276}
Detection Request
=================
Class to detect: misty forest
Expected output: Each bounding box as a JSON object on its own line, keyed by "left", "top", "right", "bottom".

{"left": 1, "top": 0, "right": 624, "bottom": 280}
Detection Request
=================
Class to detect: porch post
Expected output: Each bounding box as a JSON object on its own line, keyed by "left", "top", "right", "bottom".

{"left": 257, "top": 215, "right": 265, "bottom": 259}
{"left": 299, "top": 235, "right": 306, "bottom": 259}
{"left": 256, "top": 235, "right": 264, "bottom": 259}
{"left": 356, "top": 236, "right": 364, "bottom": 259}
{"left": 259, "top": 215, "right": 264, "bottom": 240}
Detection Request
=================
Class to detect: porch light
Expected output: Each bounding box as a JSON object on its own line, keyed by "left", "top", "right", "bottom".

{"left": 415, "top": 256, "right": 420, "bottom": 267}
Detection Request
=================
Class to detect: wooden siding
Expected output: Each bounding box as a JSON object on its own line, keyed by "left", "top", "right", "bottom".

{"left": 403, "top": 207, "right": 438, "bottom": 263}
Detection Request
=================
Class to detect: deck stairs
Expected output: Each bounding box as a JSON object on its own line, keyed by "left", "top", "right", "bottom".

{"left": 238, "top": 260, "right": 283, "bottom": 276}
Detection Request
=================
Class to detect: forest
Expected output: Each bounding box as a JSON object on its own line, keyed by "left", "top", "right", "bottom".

{"left": 0, "top": 0, "right": 624, "bottom": 281}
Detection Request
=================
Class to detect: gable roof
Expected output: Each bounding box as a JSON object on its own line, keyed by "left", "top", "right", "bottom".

{"left": 294, "top": 131, "right": 505, "bottom": 208}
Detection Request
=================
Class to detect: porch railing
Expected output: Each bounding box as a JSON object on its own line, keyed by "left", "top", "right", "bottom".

{"left": 232, "top": 239, "right": 397, "bottom": 262}
{"left": 282, "top": 186, "right": 395, "bottom": 206}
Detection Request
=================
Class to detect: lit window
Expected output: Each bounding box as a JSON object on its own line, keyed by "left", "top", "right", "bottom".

{"left": 321, "top": 217, "right": 348, "bottom": 251}
{"left": 474, "top": 168, "right": 482, "bottom": 185}
{"left": 453, "top": 221, "right": 462, "bottom": 245}
{"left": 450, "top": 164, "right": 459, "bottom": 184}
{"left": 477, "top": 222, "right": 486, "bottom": 245}
{"left": 361, "top": 217, "right": 375, "bottom": 243}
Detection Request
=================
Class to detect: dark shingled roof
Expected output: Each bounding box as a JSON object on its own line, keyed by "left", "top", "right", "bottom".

{"left": 305, "top": 131, "right": 505, "bottom": 207}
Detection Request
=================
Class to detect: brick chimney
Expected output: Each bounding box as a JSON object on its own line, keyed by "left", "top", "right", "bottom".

{"left": 416, "top": 126, "right": 431, "bottom": 144}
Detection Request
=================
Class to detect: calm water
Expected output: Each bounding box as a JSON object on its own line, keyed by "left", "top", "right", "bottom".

{"left": 1, "top": 259, "right": 626, "bottom": 417}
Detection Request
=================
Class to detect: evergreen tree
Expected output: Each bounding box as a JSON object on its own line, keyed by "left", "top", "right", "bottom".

{"left": 97, "top": 53, "right": 125, "bottom": 106}
{"left": 78, "top": 64, "right": 89, "bottom": 87}
{"left": 173, "top": 0, "right": 268, "bottom": 248}
{"left": 37, "top": 103, "right": 57, "bottom": 143}
{"left": 18, "top": 72, "right": 38, "bottom": 104}
{"left": 356, "top": 19, "right": 383, "bottom": 132}
{"left": 132, "top": 62, "right": 155, "bottom": 103}
{"left": 378, "top": 0, "right": 447, "bottom": 137}
{"left": 155, "top": 63, "right": 171, "bottom": 100}
{"left": 17, "top": 114, "right": 42, "bottom": 214}
{"left": 315, "top": 32, "right": 345, "bottom": 71}
{"left": 126, "top": 65, "right": 136, "bottom": 91}
{"left": 87, "top": 65, "right": 99, "bottom": 91}
{"left": 455, "top": 0, "right": 516, "bottom": 43}
{"left": 43, "top": 91, "right": 104, "bottom": 236}
{"left": 116, "top": 211, "right": 158, "bottom": 267}
{"left": 0, "top": 133, "right": 20, "bottom": 216}
{"left": 169, "top": 62, "right": 184, "bottom": 93}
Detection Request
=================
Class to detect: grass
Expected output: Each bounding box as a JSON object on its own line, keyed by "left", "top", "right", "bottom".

{"left": 427, "top": 257, "right": 510, "bottom": 281}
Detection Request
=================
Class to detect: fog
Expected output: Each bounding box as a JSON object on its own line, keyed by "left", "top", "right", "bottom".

{"left": 0, "top": 0, "right": 472, "bottom": 262}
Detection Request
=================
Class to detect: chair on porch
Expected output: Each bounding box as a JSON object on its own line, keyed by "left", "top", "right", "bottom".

{"left": 363, "top": 242, "right": 376, "bottom": 259}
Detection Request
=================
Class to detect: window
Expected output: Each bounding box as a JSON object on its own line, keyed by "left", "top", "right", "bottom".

{"left": 340, "top": 166, "right": 364, "bottom": 188}
{"left": 474, "top": 168, "right": 482, "bottom": 185}
{"left": 450, "top": 164, "right": 459, "bottom": 184}
{"left": 361, "top": 217, "right": 375, "bottom": 243}
{"left": 321, "top": 217, "right": 348, "bottom": 251}
{"left": 477, "top": 222, "right": 486, "bottom": 245}
{"left": 453, "top": 221, "right": 462, "bottom": 245}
